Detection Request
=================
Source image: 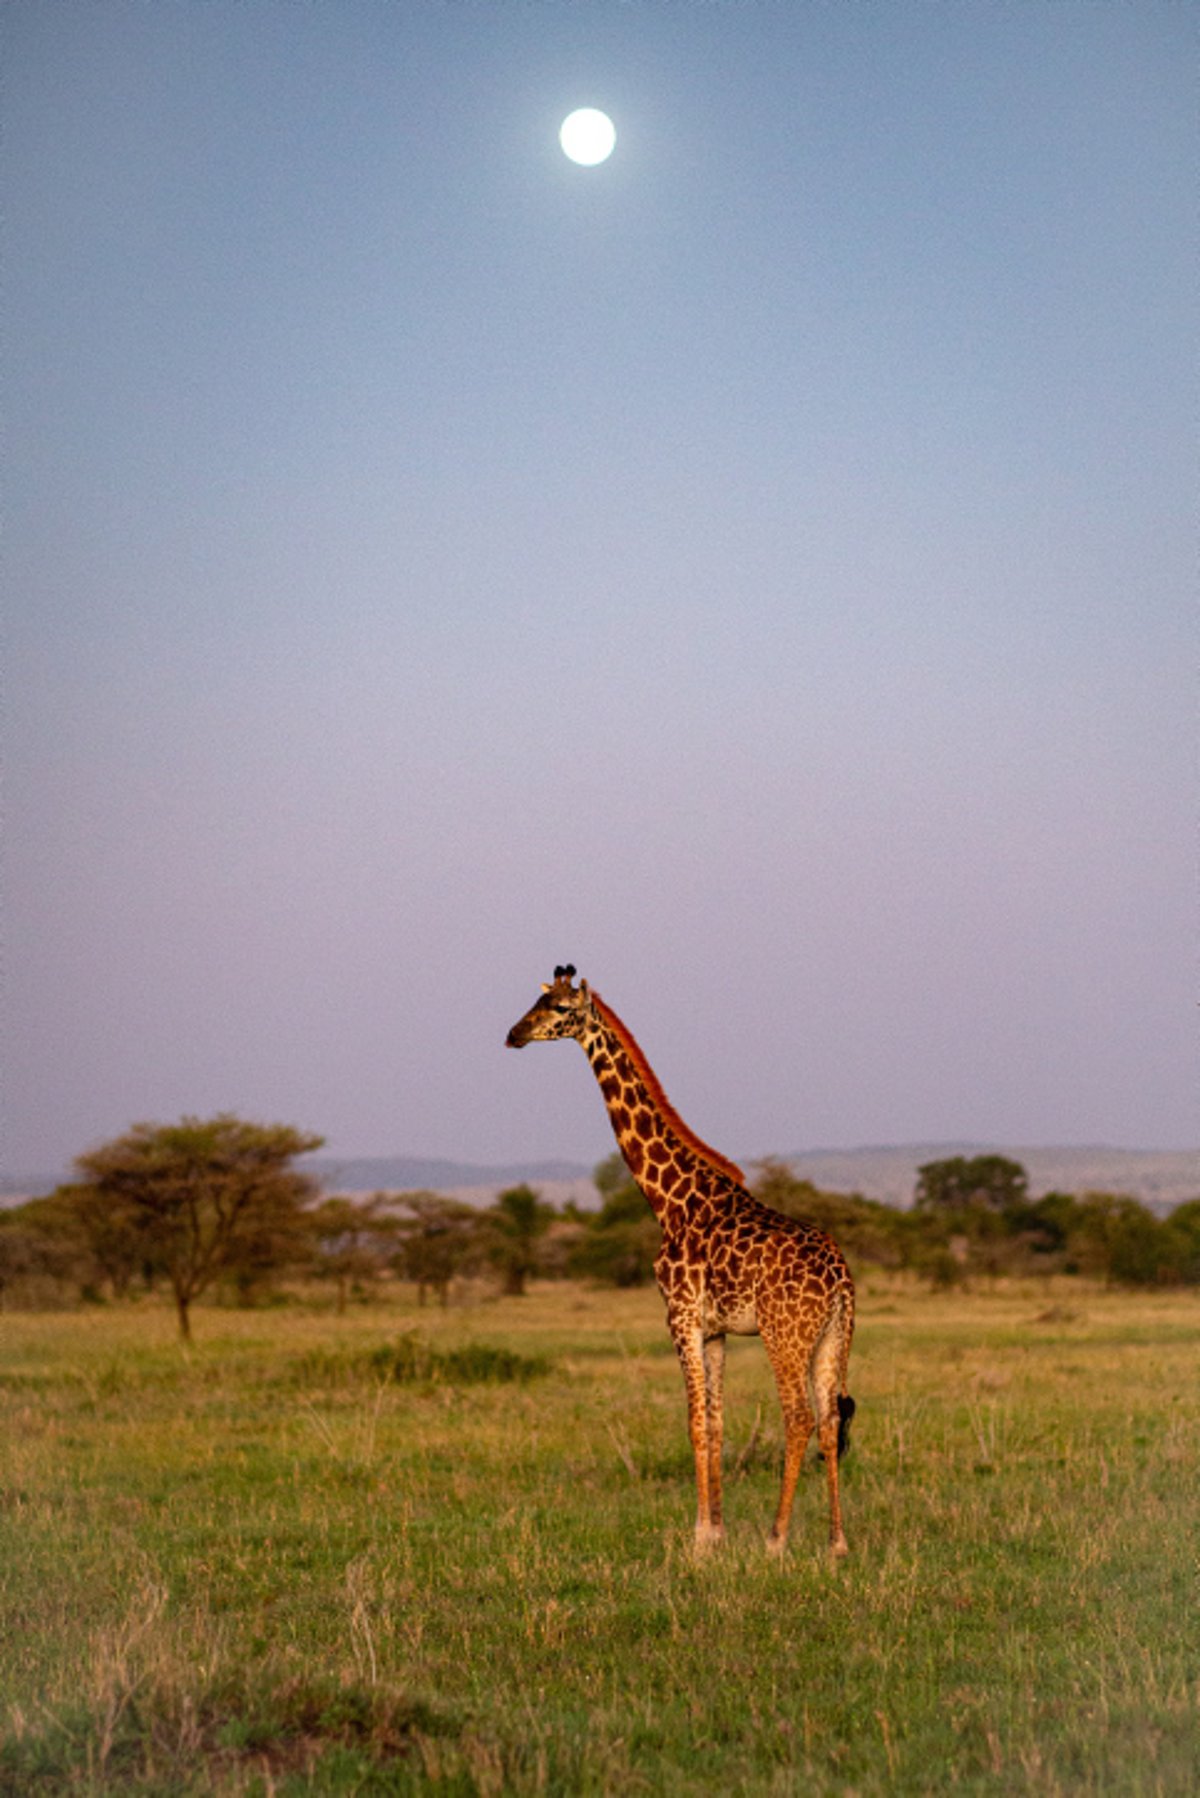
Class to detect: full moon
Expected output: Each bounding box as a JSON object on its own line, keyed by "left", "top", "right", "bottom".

{"left": 559, "top": 108, "right": 616, "bottom": 166}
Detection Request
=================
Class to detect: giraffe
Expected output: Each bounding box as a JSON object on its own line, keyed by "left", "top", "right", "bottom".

{"left": 506, "top": 965, "right": 856, "bottom": 1555}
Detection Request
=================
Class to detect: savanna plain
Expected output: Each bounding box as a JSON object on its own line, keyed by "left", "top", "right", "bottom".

{"left": 2, "top": 1279, "right": 1197, "bottom": 1796}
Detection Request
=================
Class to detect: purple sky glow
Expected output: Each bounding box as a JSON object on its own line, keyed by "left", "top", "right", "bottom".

{"left": 5, "top": 2, "right": 1195, "bottom": 1181}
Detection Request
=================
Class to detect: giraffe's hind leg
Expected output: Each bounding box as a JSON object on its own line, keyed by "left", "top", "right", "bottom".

{"left": 762, "top": 1333, "right": 815, "bottom": 1553}
{"left": 811, "top": 1307, "right": 851, "bottom": 1556}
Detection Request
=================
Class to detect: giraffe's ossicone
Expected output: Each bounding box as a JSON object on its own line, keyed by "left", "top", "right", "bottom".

{"left": 506, "top": 964, "right": 856, "bottom": 1555}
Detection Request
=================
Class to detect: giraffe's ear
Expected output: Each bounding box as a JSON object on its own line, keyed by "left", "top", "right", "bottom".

{"left": 579, "top": 979, "right": 589, "bottom": 998}
{"left": 540, "top": 983, "right": 551, "bottom": 994}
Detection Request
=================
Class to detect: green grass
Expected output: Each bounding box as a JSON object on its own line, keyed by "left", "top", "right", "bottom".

{"left": 1, "top": 1280, "right": 1197, "bottom": 1794}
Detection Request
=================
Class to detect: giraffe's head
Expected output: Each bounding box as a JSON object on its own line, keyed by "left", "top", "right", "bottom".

{"left": 506, "top": 964, "right": 592, "bottom": 1048}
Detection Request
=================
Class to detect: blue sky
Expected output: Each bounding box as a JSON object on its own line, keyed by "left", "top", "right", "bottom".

{"left": 6, "top": 2, "right": 1195, "bottom": 1179}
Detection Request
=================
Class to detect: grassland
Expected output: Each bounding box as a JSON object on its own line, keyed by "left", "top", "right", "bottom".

{"left": 1, "top": 1279, "right": 1197, "bottom": 1795}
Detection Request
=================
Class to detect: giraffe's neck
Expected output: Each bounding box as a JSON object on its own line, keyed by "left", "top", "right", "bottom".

{"left": 580, "top": 992, "right": 745, "bottom": 1219}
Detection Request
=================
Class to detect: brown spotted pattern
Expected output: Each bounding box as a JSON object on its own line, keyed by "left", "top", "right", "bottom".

{"left": 507, "top": 967, "right": 855, "bottom": 1555}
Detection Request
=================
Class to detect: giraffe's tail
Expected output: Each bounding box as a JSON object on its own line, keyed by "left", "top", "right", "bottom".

{"left": 815, "top": 1280, "right": 856, "bottom": 1461}
{"left": 836, "top": 1392, "right": 856, "bottom": 1460}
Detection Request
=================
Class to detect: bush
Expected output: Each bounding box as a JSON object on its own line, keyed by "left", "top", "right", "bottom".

{"left": 367, "top": 1336, "right": 552, "bottom": 1384}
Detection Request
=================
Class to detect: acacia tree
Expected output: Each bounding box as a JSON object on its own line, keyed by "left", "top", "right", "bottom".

{"left": 0, "top": 1191, "right": 95, "bottom": 1303}
{"left": 74, "top": 1115, "right": 323, "bottom": 1339}
{"left": 913, "top": 1156, "right": 1029, "bottom": 1216}
{"left": 394, "top": 1192, "right": 478, "bottom": 1307}
{"left": 482, "top": 1184, "right": 555, "bottom": 1297}
{"left": 569, "top": 1154, "right": 660, "bottom": 1287}
{"left": 307, "top": 1193, "right": 401, "bottom": 1313}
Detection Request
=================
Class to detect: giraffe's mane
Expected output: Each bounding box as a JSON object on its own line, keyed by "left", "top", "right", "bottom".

{"left": 589, "top": 989, "right": 746, "bottom": 1186}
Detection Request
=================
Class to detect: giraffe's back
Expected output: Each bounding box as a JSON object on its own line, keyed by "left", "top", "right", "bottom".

{"left": 662, "top": 1188, "right": 854, "bottom": 1343}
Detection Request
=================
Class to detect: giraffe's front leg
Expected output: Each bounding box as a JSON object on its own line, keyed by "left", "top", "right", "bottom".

{"left": 703, "top": 1335, "right": 726, "bottom": 1536}
{"left": 672, "top": 1320, "right": 723, "bottom": 1549}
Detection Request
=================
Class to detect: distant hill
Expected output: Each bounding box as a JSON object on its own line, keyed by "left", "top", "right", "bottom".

{"left": 774, "top": 1145, "right": 1199, "bottom": 1213}
{"left": 305, "top": 1155, "right": 591, "bottom": 1194}
{"left": 4, "top": 1145, "right": 1195, "bottom": 1213}
{"left": 306, "top": 1145, "right": 1198, "bottom": 1213}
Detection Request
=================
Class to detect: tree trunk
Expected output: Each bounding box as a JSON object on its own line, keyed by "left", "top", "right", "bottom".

{"left": 175, "top": 1290, "right": 192, "bottom": 1341}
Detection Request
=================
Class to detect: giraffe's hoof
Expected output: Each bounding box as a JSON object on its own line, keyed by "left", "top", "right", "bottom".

{"left": 830, "top": 1534, "right": 850, "bottom": 1559}
{"left": 693, "top": 1524, "right": 725, "bottom": 1553}
{"left": 765, "top": 1531, "right": 787, "bottom": 1557}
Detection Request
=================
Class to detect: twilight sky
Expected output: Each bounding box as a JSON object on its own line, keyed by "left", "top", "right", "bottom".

{"left": 5, "top": 2, "right": 1195, "bottom": 1181}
